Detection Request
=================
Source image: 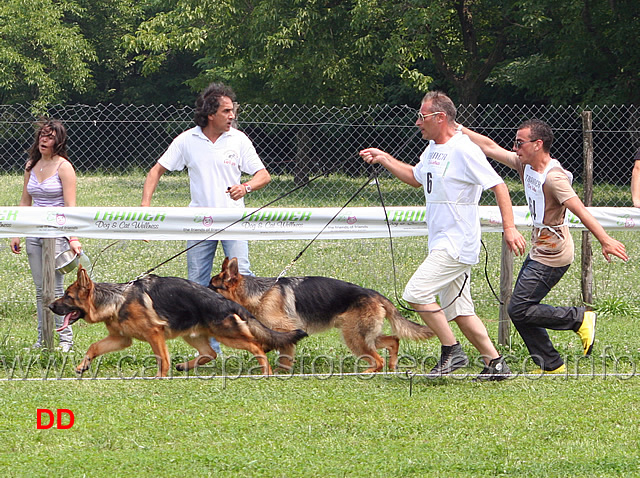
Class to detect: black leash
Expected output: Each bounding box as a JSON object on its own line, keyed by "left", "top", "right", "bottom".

{"left": 275, "top": 169, "right": 378, "bottom": 280}
{"left": 86, "top": 239, "right": 129, "bottom": 277}
{"left": 481, "top": 239, "right": 503, "bottom": 305}
{"left": 135, "top": 171, "right": 329, "bottom": 280}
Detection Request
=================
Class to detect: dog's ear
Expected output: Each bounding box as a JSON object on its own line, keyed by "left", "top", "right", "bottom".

{"left": 222, "top": 257, "right": 230, "bottom": 271}
{"left": 77, "top": 265, "right": 93, "bottom": 290}
{"left": 227, "top": 257, "right": 239, "bottom": 280}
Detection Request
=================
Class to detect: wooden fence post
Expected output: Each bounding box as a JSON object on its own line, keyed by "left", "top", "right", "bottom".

{"left": 581, "top": 111, "right": 594, "bottom": 307}
{"left": 498, "top": 233, "right": 513, "bottom": 346}
{"left": 41, "top": 238, "right": 56, "bottom": 350}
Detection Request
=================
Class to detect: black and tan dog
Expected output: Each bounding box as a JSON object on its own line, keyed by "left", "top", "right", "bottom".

{"left": 49, "top": 266, "right": 307, "bottom": 376}
{"left": 209, "top": 257, "right": 435, "bottom": 372}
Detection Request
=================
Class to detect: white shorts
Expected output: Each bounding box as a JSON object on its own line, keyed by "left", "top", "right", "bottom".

{"left": 402, "top": 249, "right": 475, "bottom": 321}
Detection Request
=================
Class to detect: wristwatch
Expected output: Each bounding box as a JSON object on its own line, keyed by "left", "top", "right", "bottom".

{"left": 244, "top": 183, "right": 252, "bottom": 193}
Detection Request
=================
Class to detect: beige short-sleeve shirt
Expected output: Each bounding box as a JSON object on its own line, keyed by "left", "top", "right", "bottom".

{"left": 517, "top": 161, "right": 578, "bottom": 267}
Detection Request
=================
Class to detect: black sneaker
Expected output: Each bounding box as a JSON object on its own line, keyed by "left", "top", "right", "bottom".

{"left": 473, "top": 356, "right": 511, "bottom": 382}
{"left": 428, "top": 343, "right": 469, "bottom": 376}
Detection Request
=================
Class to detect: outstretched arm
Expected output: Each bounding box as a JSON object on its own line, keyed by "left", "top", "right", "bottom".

{"left": 359, "top": 148, "right": 421, "bottom": 187}
{"left": 460, "top": 126, "right": 520, "bottom": 170}
{"left": 564, "top": 196, "right": 629, "bottom": 262}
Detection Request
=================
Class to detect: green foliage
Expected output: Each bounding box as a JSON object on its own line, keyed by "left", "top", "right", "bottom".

{"left": 0, "top": 0, "right": 95, "bottom": 109}
{"left": 591, "top": 297, "right": 640, "bottom": 320}
{"left": 391, "top": 0, "right": 520, "bottom": 104}
{"left": 123, "top": 0, "right": 527, "bottom": 105}
{"left": 3, "top": 0, "right": 640, "bottom": 107}
{"left": 64, "top": 0, "right": 184, "bottom": 105}
{"left": 124, "top": 0, "right": 391, "bottom": 105}
{"left": 491, "top": 0, "right": 640, "bottom": 104}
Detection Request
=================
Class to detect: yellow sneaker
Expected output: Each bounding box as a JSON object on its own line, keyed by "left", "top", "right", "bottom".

{"left": 533, "top": 364, "right": 566, "bottom": 374}
{"left": 577, "top": 311, "right": 597, "bottom": 356}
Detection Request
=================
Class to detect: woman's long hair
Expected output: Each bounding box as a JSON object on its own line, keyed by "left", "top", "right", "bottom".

{"left": 26, "top": 118, "right": 69, "bottom": 172}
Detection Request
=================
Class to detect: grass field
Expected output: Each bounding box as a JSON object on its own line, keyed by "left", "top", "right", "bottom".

{"left": 1, "top": 172, "right": 639, "bottom": 477}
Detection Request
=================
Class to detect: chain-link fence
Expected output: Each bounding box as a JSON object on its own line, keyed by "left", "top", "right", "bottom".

{"left": 1, "top": 103, "right": 638, "bottom": 206}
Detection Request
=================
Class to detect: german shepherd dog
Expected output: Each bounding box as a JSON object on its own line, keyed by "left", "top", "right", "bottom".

{"left": 209, "top": 257, "right": 435, "bottom": 373}
{"left": 49, "top": 266, "right": 307, "bottom": 376}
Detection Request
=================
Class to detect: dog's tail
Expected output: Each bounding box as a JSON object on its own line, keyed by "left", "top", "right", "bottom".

{"left": 242, "top": 313, "right": 308, "bottom": 349}
{"left": 383, "top": 299, "right": 436, "bottom": 341}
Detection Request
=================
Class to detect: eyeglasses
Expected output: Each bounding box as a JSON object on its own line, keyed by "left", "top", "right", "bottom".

{"left": 417, "top": 111, "right": 445, "bottom": 122}
{"left": 513, "top": 139, "right": 538, "bottom": 149}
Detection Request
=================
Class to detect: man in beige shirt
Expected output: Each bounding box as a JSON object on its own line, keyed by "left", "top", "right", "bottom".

{"left": 462, "top": 119, "right": 628, "bottom": 373}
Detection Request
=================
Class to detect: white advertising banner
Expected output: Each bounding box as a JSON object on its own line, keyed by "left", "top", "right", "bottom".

{"left": 0, "top": 206, "right": 639, "bottom": 241}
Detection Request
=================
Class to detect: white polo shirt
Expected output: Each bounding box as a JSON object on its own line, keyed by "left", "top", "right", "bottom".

{"left": 158, "top": 126, "right": 266, "bottom": 208}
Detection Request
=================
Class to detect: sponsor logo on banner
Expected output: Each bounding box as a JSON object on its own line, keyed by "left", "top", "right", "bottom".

{"left": 185, "top": 214, "right": 221, "bottom": 233}
{"left": 41, "top": 210, "right": 77, "bottom": 232}
{"left": 240, "top": 209, "right": 312, "bottom": 232}
{"left": 93, "top": 210, "right": 166, "bottom": 231}
{"left": 386, "top": 208, "right": 427, "bottom": 224}
{"left": 616, "top": 214, "right": 636, "bottom": 228}
{"left": 242, "top": 210, "right": 312, "bottom": 222}
{"left": 0, "top": 208, "right": 18, "bottom": 228}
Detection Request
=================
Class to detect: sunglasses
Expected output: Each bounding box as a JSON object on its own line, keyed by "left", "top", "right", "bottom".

{"left": 513, "top": 139, "right": 539, "bottom": 149}
{"left": 417, "top": 111, "right": 445, "bottom": 122}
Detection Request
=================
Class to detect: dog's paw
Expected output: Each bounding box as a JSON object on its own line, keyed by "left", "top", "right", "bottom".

{"left": 175, "top": 362, "right": 187, "bottom": 372}
{"left": 75, "top": 358, "right": 91, "bottom": 374}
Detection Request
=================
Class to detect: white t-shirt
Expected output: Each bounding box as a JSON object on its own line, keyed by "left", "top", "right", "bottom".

{"left": 158, "top": 126, "right": 266, "bottom": 208}
{"left": 413, "top": 132, "right": 503, "bottom": 264}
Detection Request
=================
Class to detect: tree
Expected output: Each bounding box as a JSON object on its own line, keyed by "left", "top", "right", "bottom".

{"left": 0, "top": 0, "right": 95, "bottom": 109}
{"left": 123, "top": 0, "right": 640, "bottom": 107}
{"left": 125, "top": 0, "right": 536, "bottom": 106}
{"left": 65, "top": 0, "right": 198, "bottom": 105}
{"left": 489, "top": 0, "right": 640, "bottom": 104}
{"left": 380, "top": 0, "right": 529, "bottom": 105}
{"left": 125, "top": 0, "right": 393, "bottom": 105}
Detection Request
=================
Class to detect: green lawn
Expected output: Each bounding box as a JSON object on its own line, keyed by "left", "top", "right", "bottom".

{"left": 1, "top": 173, "right": 639, "bottom": 477}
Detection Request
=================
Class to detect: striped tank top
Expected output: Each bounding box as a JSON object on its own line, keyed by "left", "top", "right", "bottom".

{"left": 27, "top": 168, "right": 65, "bottom": 207}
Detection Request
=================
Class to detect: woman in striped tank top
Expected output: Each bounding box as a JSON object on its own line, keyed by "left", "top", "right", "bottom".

{"left": 10, "top": 119, "right": 82, "bottom": 352}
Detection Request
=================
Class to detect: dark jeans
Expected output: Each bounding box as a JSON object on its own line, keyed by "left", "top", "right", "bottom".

{"left": 508, "top": 255, "right": 585, "bottom": 371}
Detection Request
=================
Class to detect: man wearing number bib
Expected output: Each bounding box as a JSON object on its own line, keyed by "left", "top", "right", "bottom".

{"left": 360, "top": 91, "right": 527, "bottom": 381}
{"left": 463, "top": 119, "right": 629, "bottom": 373}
